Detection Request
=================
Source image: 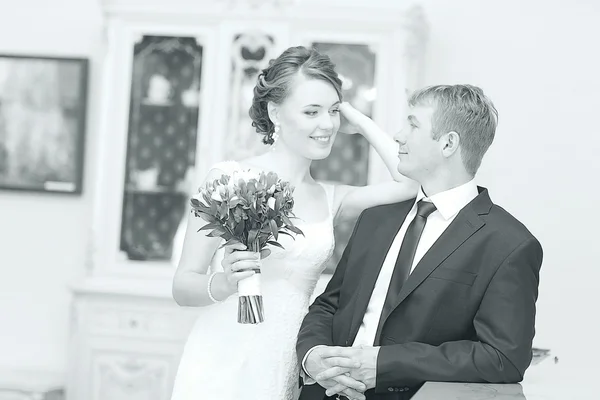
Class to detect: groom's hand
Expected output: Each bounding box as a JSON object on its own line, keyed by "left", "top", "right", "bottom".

{"left": 305, "top": 347, "right": 367, "bottom": 400}
{"left": 317, "top": 346, "right": 380, "bottom": 391}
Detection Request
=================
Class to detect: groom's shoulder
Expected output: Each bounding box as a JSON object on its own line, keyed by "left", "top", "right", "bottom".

{"left": 485, "top": 201, "right": 540, "bottom": 247}
{"left": 359, "top": 198, "right": 415, "bottom": 222}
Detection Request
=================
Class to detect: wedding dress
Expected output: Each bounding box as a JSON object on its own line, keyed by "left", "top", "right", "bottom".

{"left": 171, "top": 160, "right": 336, "bottom": 400}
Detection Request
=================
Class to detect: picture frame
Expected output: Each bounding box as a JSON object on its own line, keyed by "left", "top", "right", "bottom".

{"left": 0, "top": 54, "right": 89, "bottom": 194}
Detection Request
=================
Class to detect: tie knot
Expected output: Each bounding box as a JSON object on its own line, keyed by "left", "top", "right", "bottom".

{"left": 416, "top": 199, "right": 437, "bottom": 218}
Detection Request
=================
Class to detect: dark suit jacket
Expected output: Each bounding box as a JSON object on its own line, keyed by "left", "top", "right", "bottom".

{"left": 296, "top": 187, "right": 543, "bottom": 400}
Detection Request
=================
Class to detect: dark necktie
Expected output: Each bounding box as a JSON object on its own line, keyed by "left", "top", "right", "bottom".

{"left": 375, "top": 199, "right": 437, "bottom": 342}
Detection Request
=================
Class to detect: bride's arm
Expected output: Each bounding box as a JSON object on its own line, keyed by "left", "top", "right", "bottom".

{"left": 330, "top": 103, "right": 418, "bottom": 226}
{"left": 172, "top": 167, "right": 237, "bottom": 307}
{"left": 340, "top": 102, "right": 407, "bottom": 182}
{"left": 332, "top": 181, "right": 417, "bottom": 226}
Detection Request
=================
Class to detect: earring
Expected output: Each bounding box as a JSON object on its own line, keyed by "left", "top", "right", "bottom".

{"left": 272, "top": 123, "right": 280, "bottom": 143}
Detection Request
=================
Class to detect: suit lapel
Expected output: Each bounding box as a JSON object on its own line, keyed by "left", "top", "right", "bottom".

{"left": 377, "top": 188, "right": 493, "bottom": 334}
{"left": 346, "top": 200, "right": 414, "bottom": 342}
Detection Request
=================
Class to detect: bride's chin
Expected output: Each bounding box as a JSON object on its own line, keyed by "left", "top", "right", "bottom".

{"left": 308, "top": 150, "right": 332, "bottom": 161}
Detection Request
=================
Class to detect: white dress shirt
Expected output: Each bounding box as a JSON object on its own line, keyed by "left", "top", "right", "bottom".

{"left": 302, "top": 179, "right": 479, "bottom": 380}
{"left": 352, "top": 179, "right": 479, "bottom": 346}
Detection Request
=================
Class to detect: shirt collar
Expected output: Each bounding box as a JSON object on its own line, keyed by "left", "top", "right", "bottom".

{"left": 416, "top": 179, "right": 479, "bottom": 220}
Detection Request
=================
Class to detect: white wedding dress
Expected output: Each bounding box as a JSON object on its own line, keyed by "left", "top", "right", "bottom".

{"left": 171, "top": 161, "right": 336, "bottom": 400}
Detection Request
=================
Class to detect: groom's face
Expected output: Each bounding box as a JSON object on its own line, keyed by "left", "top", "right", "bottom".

{"left": 394, "top": 104, "right": 443, "bottom": 180}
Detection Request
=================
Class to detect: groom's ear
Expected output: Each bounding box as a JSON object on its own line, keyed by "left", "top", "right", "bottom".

{"left": 267, "top": 101, "right": 279, "bottom": 125}
{"left": 441, "top": 131, "right": 460, "bottom": 157}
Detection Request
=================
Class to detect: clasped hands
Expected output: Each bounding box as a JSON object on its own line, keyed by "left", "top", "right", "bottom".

{"left": 305, "top": 345, "right": 380, "bottom": 400}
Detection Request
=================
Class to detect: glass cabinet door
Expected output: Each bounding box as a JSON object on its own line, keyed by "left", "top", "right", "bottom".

{"left": 119, "top": 35, "right": 203, "bottom": 262}
{"left": 222, "top": 30, "right": 278, "bottom": 161}
{"left": 309, "top": 41, "right": 377, "bottom": 273}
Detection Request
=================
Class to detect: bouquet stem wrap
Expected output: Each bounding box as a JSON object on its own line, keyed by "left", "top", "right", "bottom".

{"left": 237, "top": 241, "right": 264, "bottom": 324}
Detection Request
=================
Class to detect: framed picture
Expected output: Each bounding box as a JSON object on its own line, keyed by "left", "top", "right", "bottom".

{"left": 0, "top": 54, "right": 89, "bottom": 194}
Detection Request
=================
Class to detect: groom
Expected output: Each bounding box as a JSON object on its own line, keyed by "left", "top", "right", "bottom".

{"left": 296, "top": 84, "right": 543, "bottom": 400}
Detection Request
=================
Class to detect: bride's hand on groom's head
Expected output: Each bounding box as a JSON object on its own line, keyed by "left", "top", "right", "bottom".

{"left": 338, "top": 102, "right": 368, "bottom": 135}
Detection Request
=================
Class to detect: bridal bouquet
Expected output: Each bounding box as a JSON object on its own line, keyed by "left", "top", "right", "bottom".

{"left": 190, "top": 169, "right": 303, "bottom": 324}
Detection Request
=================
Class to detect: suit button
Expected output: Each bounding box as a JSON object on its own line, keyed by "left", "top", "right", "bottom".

{"left": 404, "top": 387, "right": 410, "bottom": 391}
{"left": 388, "top": 387, "right": 394, "bottom": 392}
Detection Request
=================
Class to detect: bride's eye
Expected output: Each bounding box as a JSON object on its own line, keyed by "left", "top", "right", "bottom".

{"left": 304, "top": 110, "right": 318, "bottom": 116}
{"left": 330, "top": 109, "right": 340, "bottom": 115}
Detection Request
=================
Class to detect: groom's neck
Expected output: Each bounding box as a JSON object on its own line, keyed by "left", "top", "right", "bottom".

{"left": 419, "top": 170, "right": 474, "bottom": 197}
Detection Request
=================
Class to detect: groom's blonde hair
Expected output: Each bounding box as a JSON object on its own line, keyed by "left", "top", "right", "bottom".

{"left": 408, "top": 84, "right": 498, "bottom": 176}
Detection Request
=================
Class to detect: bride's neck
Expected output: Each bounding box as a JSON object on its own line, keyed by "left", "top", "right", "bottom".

{"left": 255, "top": 144, "right": 312, "bottom": 186}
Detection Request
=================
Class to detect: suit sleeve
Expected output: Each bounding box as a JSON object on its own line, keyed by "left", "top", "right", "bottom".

{"left": 296, "top": 210, "right": 368, "bottom": 363}
{"left": 374, "top": 237, "right": 543, "bottom": 392}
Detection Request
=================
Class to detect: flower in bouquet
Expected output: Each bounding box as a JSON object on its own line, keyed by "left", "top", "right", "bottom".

{"left": 190, "top": 169, "right": 304, "bottom": 324}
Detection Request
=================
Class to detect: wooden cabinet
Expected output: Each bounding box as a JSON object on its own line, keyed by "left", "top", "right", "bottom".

{"left": 68, "top": 281, "right": 199, "bottom": 400}
{"left": 68, "top": 1, "right": 428, "bottom": 399}
{"left": 91, "top": 353, "right": 171, "bottom": 400}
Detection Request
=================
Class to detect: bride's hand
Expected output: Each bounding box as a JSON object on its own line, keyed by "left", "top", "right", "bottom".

{"left": 221, "top": 243, "right": 262, "bottom": 291}
{"left": 339, "top": 102, "right": 369, "bottom": 135}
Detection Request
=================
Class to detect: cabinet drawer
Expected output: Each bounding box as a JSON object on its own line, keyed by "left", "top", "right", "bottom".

{"left": 91, "top": 352, "right": 172, "bottom": 400}
{"left": 84, "top": 305, "right": 197, "bottom": 341}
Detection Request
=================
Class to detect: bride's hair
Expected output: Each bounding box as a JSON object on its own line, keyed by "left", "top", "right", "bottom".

{"left": 249, "top": 46, "right": 343, "bottom": 145}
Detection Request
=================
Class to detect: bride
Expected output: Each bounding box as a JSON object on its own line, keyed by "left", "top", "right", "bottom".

{"left": 170, "top": 46, "right": 417, "bottom": 400}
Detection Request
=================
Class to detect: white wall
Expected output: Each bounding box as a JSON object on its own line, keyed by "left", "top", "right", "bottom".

{"left": 0, "top": 0, "right": 104, "bottom": 371}
{"left": 418, "top": 0, "right": 600, "bottom": 370}
{"left": 0, "top": 0, "right": 598, "bottom": 379}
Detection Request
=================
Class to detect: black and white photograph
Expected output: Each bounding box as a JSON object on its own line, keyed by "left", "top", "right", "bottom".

{"left": 0, "top": 1, "right": 598, "bottom": 399}
{"left": 0, "top": 54, "right": 88, "bottom": 194}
